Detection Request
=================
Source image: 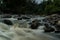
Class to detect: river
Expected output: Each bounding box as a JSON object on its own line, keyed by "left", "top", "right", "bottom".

{"left": 0, "top": 16, "right": 60, "bottom": 40}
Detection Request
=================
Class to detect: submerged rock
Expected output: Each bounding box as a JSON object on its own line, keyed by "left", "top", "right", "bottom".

{"left": 0, "top": 22, "right": 9, "bottom": 32}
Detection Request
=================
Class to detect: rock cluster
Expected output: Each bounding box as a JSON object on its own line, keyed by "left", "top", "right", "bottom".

{"left": 45, "top": 14, "right": 60, "bottom": 24}
{"left": 45, "top": 14, "right": 60, "bottom": 32}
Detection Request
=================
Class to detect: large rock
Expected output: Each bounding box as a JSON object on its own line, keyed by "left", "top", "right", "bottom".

{"left": 45, "top": 14, "right": 60, "bottom": 32}
{"left": 3, "top": 20, "right": 13, "bottom": 25}
{"left": 44, "top": 24, "right": 55, "bottom": 32}
{"left": 55, "top": 20, "right": 60, "bottom": 32}
{"left": 30, "top": 20, "right": 40, "bottom": 29}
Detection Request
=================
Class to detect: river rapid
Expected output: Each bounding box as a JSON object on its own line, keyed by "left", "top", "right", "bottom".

{"left": 0, "top": 16, "right": 60, "bottom": 40}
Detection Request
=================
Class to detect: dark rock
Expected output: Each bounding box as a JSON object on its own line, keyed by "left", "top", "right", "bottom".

{"left": 22, "top": 16, "right": 30, "bottom": 19}
{"left": 55, "top": 21, "right": 60, "bottom": 32}
{"left": 17, "top": 18, "right": 22, "bottom": 20}
{"left": 3, "top": 20, "right": 13, "bottom": 25}
{"left": 44, "top": 28, "right": 55, "bottom": 32}
{"left": 44, "top": 24, "right": 55, "bottom": 32}
{"left": 30, "top": 20, "right": 40, "bottom": 29}
{"left": 55, "top": 31, "right": 60, "bottom": 33}
{"left": 45, "top": 14, "right": 60, "bottom": 32}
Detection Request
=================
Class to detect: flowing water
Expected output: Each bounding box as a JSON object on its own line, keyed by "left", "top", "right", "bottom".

{"left": 0, "top": 16, "right": 60, "bottom": 40}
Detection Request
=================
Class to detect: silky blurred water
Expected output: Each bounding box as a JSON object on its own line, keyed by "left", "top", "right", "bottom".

{"left": 0, "top": 16, "right": 60, "bottom": 40}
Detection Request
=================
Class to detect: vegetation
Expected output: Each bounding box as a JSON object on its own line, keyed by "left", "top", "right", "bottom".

{"left": 0, "top": 0, "right": 60, "bottom": 15}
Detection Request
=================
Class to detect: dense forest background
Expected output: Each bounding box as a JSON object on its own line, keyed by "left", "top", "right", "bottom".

{"left": 0, "top": 0, "right": 60, "bottom": 15}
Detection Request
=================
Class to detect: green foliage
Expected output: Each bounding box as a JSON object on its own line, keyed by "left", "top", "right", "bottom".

{"left": 0, "top": 0, "right": 60, "bottom": 15}
{"left": 40, "top": 0, "right": 60, "bottom": 15}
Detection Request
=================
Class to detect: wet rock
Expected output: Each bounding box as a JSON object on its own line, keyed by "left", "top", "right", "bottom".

{"left": 55, "top": 31, "right": 60, "bottom": 33}
{"left": 45, "top": 14, "right": 60, "bottom": 25}
{"left": 17, "top": 18, "right": 22, "bottom": 20}
{"left": 55, "top": 21, "right": 60, "bottom": 32}
{"left": 44, "top": 24, "right": 55, "bottom": 32}
{"left": 44, "top": 28, "right": 55, "bottom": 32}
{"left": 21, "top": 16, "right": 30, "bottom": 20}
{"left": 30, "top": 20, "right": 40, "bottom": 29}
{"left": 3, "top": 20, "right": 13, "bottom": 25}
{"left": 45, "top": 14, "right": 60, "bottom": 32}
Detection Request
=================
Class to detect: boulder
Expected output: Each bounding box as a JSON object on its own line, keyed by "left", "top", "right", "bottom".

{"left": 30, "top": 19, "right": 40, "bottom": 29}
{"left": 44, "top": 24, "right": 55, "bottom": 32}
{"left": 3, "top": 20, "right": 13, "bottom": 25}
